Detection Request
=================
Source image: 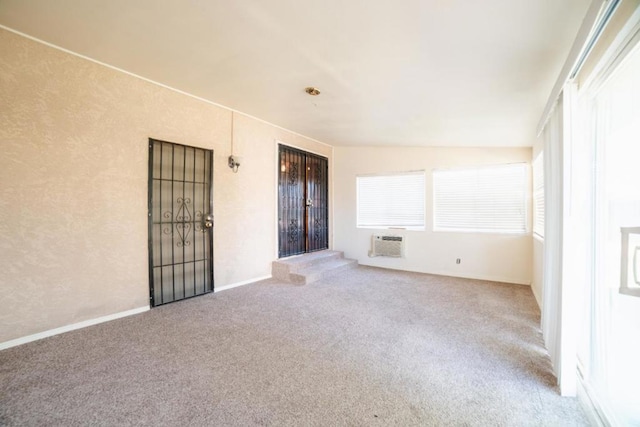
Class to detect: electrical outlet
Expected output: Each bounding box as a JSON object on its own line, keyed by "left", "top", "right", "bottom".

{"left": 456, "top": 258, "right": 461, "bottom": 264}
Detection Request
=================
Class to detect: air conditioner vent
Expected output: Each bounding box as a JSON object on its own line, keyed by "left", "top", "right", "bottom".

{"left": 369, "top": 235, "right": 404, "bottom": 257}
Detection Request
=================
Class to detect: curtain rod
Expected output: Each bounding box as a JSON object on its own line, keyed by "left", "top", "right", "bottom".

{"left": 536, "top": 0, "right": 620, "bottom": 136}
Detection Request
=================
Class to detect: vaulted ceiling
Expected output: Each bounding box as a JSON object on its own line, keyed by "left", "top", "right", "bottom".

{"left": 0, "top": 0, "right": 591, "bottom": 147}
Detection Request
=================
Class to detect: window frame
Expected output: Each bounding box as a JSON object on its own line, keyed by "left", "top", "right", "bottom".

{"left": 356, "top": 170, "right": 426, "bottom": 231}
{"left": 432, "top": 163, "right": 529, "bottom": 235}
{"left": 532, "top": 152, "right": 544, "bottom": 239}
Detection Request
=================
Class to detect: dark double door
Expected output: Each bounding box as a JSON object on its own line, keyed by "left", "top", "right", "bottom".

{"left": 278, "top": 145, "right": 329, "bottom": 258}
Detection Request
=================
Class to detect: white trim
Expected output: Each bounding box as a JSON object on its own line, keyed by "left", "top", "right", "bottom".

{"left": 0, "top": 25, "right": 333, "bottom": 149}
{"left": 432, "top": 162, "right": 528, "bottom": 173}
{"left": 531, "top": 281, "right": 542, "bottom": 309}
{"left": 357, "top": 169, "right": 425, "bottom": 178}
{"left": 214, "top": 275, "right": 271, "bottom": 292}
{"left": 0, "top": 272, "right": 274, "bottom": 350}
{"left": 357, "top": 263, "right": 531, "bottom": 286}
{"left": 432, "top": 228, "right": 528, "bottom": 235}
{"left": 274, "top": 139, "right": 329, "bottom": 158}
{"left": 577, "top": 374, "right": 610, "bottom": 427}
{"left": 426, "top": 270, "right": 531, "bottom": 286}
{"left": 0, "top": 306, "right": 149, "bottom": 351}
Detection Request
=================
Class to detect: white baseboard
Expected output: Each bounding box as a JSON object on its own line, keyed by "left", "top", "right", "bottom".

{"left": 1, "top": 275, "right": 271, "bottom": 351}
{"left": 531, "top": 283, "right": 542, "bottom": 309}
{"left": 428, "top": 270, "right": 530, "bottom": 286}
{"left": 0, "top": 306, "right": 149, "bottom": 351}
{"left": 577, "top": 374, "right": 610, "bottom": 427}
{"left": 215, "top": 275, "right": 271, "bottom": 292}
{"left": 359, "top": 262, "right": 530, "bottom": 286}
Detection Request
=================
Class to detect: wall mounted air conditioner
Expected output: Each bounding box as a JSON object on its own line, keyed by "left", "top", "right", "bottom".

{"left": 369, "top": 235, "right": 405, "bottom": 258}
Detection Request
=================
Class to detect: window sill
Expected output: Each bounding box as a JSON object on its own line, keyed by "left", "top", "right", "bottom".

{"left": 357, "top": 226, "right": 425, "bottom": 231}
{"left": 432, "top": 228, "right": 528, "bottom": 235}
{"left": 619, "top": 287, "right": 640, "bottom": 297}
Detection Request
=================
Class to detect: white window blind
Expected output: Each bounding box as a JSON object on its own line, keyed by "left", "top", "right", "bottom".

{"left": 433, "top": 163, "right": 527, "bottom": 233}
{"left": 357, "top": 171, "right": 425, "bottom": 229}
{"left": 532, "top": 153, "right": 544, "bottom": 238}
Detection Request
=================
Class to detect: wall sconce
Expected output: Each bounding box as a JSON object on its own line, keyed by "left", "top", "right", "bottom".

{"left": 228, "top": 111, "right": 241, "bottom": 173}
{"left": 228, "top": 155, "right": 242, "bottom": 173}
{"left": 620, "top": 226, "right": 640, "bottom": 297}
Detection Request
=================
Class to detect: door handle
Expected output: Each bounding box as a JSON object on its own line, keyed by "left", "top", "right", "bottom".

{"left": 203, "top": 214, "right": 213, "bottom": 230}
{"left": 306, "top": 198, "right": 313, "bottom": 207}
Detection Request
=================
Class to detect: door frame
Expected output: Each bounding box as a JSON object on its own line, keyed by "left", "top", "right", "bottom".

{"left": 274, "top": 140, "right": 332, "bottom": 259}
{"left": 147, "top": 138, "right": 214, "bottom": 307}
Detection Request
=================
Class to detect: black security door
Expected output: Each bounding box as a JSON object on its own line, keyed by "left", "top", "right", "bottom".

{"left": 278, "top": 145, "right": 329, "bottom": 258}
{"left": 306, "top": 153, "right": 329, "bottom": 252}
{"left": 148, "top": 139, "right": 214, "bottom": 306}
{"left": 279, "top": 147, "right": 306, "bottom": 257}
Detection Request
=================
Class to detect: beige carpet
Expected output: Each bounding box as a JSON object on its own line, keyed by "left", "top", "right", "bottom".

{"left": 0, "top": 266, "right": 588, "bottom": 426}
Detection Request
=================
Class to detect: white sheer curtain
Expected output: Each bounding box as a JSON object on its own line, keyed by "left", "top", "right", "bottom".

{"left": 541, "top": 93, "right": 564, "bottom": 385}
{"left": 539, "top": 83, "right": 583, "bottom": 397}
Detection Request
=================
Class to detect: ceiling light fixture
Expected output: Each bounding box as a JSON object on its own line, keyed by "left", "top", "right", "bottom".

{"left": 305, "top": 87, "right": 320, "bottom": 96}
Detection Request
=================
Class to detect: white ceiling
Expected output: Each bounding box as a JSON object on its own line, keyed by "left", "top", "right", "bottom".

{"left": 0, "top": 0, "right": 591, "bottom": 147}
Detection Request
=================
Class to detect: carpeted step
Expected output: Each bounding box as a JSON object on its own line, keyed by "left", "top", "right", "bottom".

{"left": 272, "top": 250, "right": 343, "bottom": 280}
{"left": 272, "top": 250, "right": 358, "bottom": 284}
{"left": 289, "top": 258, "right": 358, "bottom": 285}
{"left": 281, "top": 250, "right": 345, "bottom": 270}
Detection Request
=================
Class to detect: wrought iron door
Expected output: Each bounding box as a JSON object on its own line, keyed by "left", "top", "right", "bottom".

{"left": 278, "top": 145, "right": 328, "bottom": 258}
{"left": 306, "top": 153, "right": 329, "bottom": 252}
{"left": 148, "top": 139, "right": 213, "bottom": 306}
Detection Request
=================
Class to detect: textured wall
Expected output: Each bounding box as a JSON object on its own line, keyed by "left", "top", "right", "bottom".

{"left": 0, "top": 29, "right": 332, "bottom": 343}
{"left": 334, "top": 146, "right": 533, "bottom": 285}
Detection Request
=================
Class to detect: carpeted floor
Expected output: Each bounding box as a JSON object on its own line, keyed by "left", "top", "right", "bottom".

{"left": 0, "top": 266, "right": 588, "bottom": 426}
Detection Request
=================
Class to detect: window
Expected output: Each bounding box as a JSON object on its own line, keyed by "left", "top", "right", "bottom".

{"left": 582, "top": 36, "right": 640, "bottom": 425}
{"left": 532, "top": 152, "right": 544, "bottom": 238}
{"left": 433, "top": 163, "right": 527, "bottom": 233}
{"left": 357, "top": 171, "right": 425, "bottom": 230}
